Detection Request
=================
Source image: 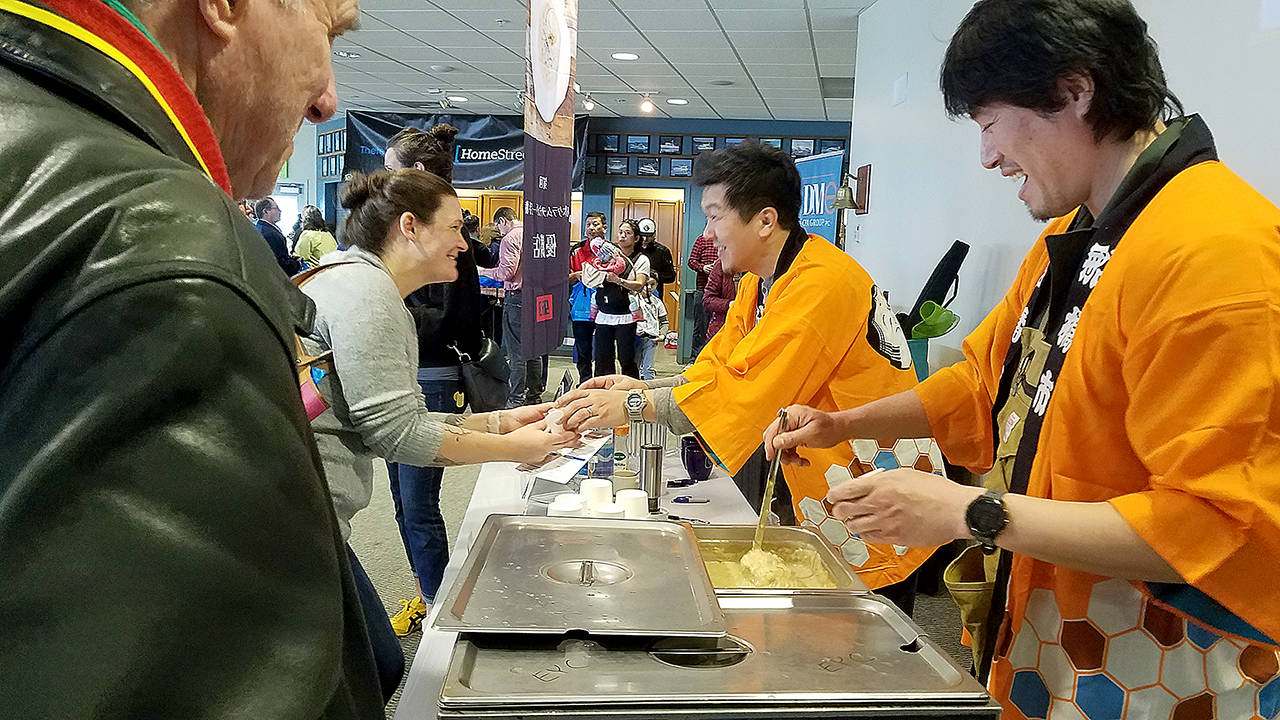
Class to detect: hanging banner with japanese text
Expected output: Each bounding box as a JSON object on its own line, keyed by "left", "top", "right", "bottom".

{"left": 796, "top": 149, "right": 846, "bottom": 242}
{"left": 520, "top": 0, "right": 577, "bottom": 359}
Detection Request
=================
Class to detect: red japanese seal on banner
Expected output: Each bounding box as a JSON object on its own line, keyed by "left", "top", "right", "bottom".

{"left": 536, "top": 294, "right": 554, "bottom": 322}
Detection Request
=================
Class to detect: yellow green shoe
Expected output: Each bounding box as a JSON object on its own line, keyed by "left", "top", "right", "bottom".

{"left": 389, "top": 596, "right": 429, "bottom": 637}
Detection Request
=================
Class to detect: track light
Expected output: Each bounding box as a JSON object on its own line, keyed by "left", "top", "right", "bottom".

{"left": 583, "top": 94, "right": 595, "bottom": 111}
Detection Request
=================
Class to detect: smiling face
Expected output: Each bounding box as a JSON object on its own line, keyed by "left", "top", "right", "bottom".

{"left": 405, "top": 195, "right": 467, "bottom": 285}
{"left": 973, "top": 100, "right": 1099, "bottom": 221}
{"left": 700, "top": 183, "right": 763, "bottom": 275}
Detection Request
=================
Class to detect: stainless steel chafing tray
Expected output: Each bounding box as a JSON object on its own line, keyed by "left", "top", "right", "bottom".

{"left": 693, "top": 524, "right": 870, "bottom": 593}
{"left": 439, "top": 592, "right": 997, "bottom": 718}
{"left": 432, "top": 514, "right": 725, "bottom": 637}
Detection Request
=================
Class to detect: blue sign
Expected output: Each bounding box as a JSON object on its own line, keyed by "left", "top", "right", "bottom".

{"left": 796, "top": 149, "right": 845, "bottom": 241}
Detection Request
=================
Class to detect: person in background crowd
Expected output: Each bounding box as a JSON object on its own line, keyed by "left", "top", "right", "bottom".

{"left": 0, "top": 0, "right": 387, "bottom": 715}
{"left": 294, "top": 205, "right": 338, "bottom": 267}
{"left": 559, "top": 142, "right": 933, "bottom": 615}
{"left": 568, "top": 211, "right": 608, "bottom": 383}
{"left": 767, "top": 1, "right": 1280, "bottom": 716}
{"left": 481, "top": 207, "right": 548, "bottom": 406}
{"left": 701, "top": 258, "right": 738, "bottom": 342}
{"left": 380, "top": 123, "right": 492, "bottom": 637}
{"left": 464, "top": 210, "right": 496, "bottom": 268}
{"left": 254, "top": 197, "right": 304, "bottom": 275}
{"left": 636, "top": 278, "right": 670, "bottom": 381}
{"left": 636, "top": 217, "right": 676, "bottom": 297}
{"left": 686, "top": 233, "right": 720, "bottom": 358}
{"left": 300, "top": 170, "right": 576, "bottom": 681}
{"left": 591, "top": 219, "right": 650, "bottom": 379}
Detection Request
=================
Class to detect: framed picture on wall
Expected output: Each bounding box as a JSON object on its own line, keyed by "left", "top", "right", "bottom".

{"left": 320, "top": 134, "right": 329, "bottom": 154}
{"left": 760, "top": 138, "right": 782, "bottom": 148}
{"left": 658, "top": 135, "right": 682, "bottom": 154}
{"left": 599, "top": 134, "right": 620, "bottom": 153}
{"left": 819, "top": 139, "right": 845, "bottom": 153}
{"left": 585, "top": 156, "right": 599, "bottom": 174}
{"left": 637, "top": 157, "right": 660, "bottom": 176}
{"left": 692, "top": 136, "right": 716, "bottom": 152}
{"left": 670, "top": 158, "right": 693, "bottom": 177}
{"left": 725, "top": 137, "right": 745, "bottom": 146}
{"left": 627, "top": 135, "right": 650, "bottom": 154}
{"left": 790, "top": 139, "right": 815, "bottom": 158}
{"left": 605, "top": 156, "right": 629, "bottom": 175}
{"left": 338, "top": 134, "right": 345, "bottom": 152}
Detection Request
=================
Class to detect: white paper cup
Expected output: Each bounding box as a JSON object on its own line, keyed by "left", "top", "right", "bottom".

{"left": 548, "top": 494, "right": 586, "bottom": 517}
{"left": 579, "top": 477, "right": 613, "bottom": 511}
{"left": 611, "top": 469, "right": 640, "bottom": 491}
{"left": 594, "top": 501, "right": 625, "bottom": 519}
{"left": 615, "top": 489, "right": 649, "bottom": 519}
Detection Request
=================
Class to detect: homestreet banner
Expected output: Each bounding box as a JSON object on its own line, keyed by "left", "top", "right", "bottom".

{"left": 343, "top": 111, "right": 587, "bottom": 191}
{"left": 520, "top": 0, "right": 578, "bottom": 359}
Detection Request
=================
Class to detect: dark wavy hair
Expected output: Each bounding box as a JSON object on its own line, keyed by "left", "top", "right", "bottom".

{"left": 692, "top": 140, "right": 801, "bottom": 232}
{"left": 386, "top": 124, "right": 460, "bottom": 181}
{"left": 940, "top": 0, "right": 1183, "bottom": 141}
{"left": 339, "top": 170, "right": 457, "bottom": 255}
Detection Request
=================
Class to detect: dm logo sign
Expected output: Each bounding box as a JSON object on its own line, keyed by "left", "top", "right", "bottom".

{"left": 796, "top": 149, "right": 846, "bottom": 240}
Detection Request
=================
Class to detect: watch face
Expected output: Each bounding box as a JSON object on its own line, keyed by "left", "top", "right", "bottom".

{"left": 968, "top": 496, "right": 1006, "bottom": 534}
{"left": 626, "top": 393, "right": 645, "bottom": 411}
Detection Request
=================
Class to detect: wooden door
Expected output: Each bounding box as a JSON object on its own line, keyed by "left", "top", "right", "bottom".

{"left": 481, "top": 192, "right": 523, "bottom": 224}
{"left": 611, "top": 196, "right": 684, "bottom": 336}
{"left": 457, "top": 195, "right": 480, "bottom": 219}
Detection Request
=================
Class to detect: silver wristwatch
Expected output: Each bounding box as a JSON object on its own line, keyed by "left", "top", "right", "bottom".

{"left": 625, "top": 389, "right": 647, "bottom": 423}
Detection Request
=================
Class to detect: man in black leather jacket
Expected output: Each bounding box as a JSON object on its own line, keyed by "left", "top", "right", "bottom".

{"left": 0, "top": 0, "right": 383, "bottom": 717}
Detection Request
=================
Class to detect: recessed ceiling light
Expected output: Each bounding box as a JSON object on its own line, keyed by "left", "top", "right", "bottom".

{"left": 611, "top": 52, "right": 639, "bottom": 61}
{"left": 333, "top": 49, "right": 361, "bottom": 59}
{"left": 640, "top": 95, "right": 654, "bottom": 113}
{"left": 666, "top": 98, "right": 689, "bottom": 105}
{"left": 430, "top": 64, "right": 455, "bottom": 73}
{"left": 708, "top": 79, "right": 734, "bottom": 86}
{"left": 426, "top": 88, "right": 444, "bottom": 95}
{"left": 447, "top": 96, "right": 469, "bottom": 102}
{"left": 495, "top": 18, "right": 510, "bottom": 26}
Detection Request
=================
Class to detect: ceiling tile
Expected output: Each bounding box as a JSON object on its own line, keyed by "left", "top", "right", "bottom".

{"left": 715, "top": 9, "right": 809, "bottom": 33}
{"left": 368, "top": 10, "right": 472, "bottom": 32}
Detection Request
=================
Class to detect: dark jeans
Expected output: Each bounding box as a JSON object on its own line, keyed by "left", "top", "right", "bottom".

{"left": 593, "top": 322, "right": 639, "bottom": 378}
{"left": 385, "top": 372, "right": 461, "bottom": 602}
{"left": 691, "top": 288, "right": 709, "bottom": 359}
{"left": 572, "top": 320, "right": 595, "bottom": 383}
{"left": 502, "top": 292, "right": 547, "bottom": 406}
{"left": 347, "top": 547, "right": 405, "bottom": 704}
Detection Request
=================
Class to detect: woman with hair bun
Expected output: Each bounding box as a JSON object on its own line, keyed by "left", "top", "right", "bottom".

{"left": 379, "top": 125, "right": 498, "bottom": 638}
{"left": 298, "top": 169, "right": 576, "bottom": 691}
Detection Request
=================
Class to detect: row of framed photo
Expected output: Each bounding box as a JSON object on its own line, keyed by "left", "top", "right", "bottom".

{"left": 318, "top": 131, "right": 346, "bottom": 156}
{"left": 320, "top": 155, "right": 344, "bottom": 178}
{"left": 593, "top": 134, "right": 844, "bottom": 158}
{"left": 585, "top": 156, "right": 691, "bottom": 177}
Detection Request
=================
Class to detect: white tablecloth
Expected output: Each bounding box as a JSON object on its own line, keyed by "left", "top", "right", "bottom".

{"left": 393, "top": 448, "right": 756, "bottom": 720}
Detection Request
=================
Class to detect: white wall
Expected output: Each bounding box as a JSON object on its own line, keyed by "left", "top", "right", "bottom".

{"left": 280, "top": 123, "right": 319, "bottom": 205}
{"left": 847, "top": 0, "right": 1280, "bottom": 347}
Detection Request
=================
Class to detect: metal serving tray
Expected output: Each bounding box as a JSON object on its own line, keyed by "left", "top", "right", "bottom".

{"left": 440, "top": 593, "right": 992, "bottom": 710}
{"left": 693, "top": 525, "right": 870, "bottom": 593}
{"left": 432, "top": 514, "right": 725, "bottom": 637}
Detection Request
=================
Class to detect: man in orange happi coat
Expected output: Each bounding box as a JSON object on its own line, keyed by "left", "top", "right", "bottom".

{"left": 768, "top": 1, "right": 1280, "bottom": 718}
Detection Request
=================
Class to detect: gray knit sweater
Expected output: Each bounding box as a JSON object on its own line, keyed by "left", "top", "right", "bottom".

{"left": 299, "top": 247, "right": 447, "bottom": 541}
